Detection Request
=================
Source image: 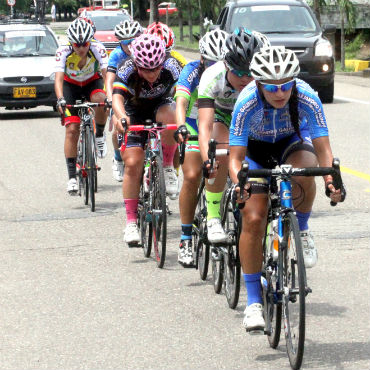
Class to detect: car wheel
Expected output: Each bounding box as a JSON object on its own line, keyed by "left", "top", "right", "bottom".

{"left": 319, "top": 82, "right": 334, "bottom": 104}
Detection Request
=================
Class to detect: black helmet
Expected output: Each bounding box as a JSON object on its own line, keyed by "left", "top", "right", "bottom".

{"left": 223, "top": 27, "right": 264, "bottom": 71}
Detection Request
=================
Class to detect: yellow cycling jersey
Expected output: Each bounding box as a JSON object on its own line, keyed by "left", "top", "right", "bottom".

{"left": 55, "top": 40, "right": 108, "bottom": 86}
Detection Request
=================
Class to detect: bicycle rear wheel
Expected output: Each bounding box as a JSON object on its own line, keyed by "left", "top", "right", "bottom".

{"left": 193, "top": 182, "right": 209, "bottom": 280}
{"left": 80, "top": 129, "right": 89, "bottom": 206}
{"left": 263, "top": 220, "right": 282, "bottom": 349}
{"left": 86, "top": 127, "right": 96, "bottom": 212}
{"left": 138, "top": 177, "right": 152, "bottom": 258}
{"left": 221, "top": 189, "right": 241, "bottom": 309}
{"left": 211, "top": 248, "right": 223, "bottom": 294}
{"left": 282, "top": 212, "right": 306, "bottom": 370}
{"left": 151, "top": 155, "right": 167, "bottom": 268}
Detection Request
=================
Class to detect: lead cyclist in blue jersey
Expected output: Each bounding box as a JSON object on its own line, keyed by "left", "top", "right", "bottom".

{"left": 229, "top": 46, "right": 346, "bottom": 332}
{"left": 106, "top": 20, "right": 143, "bottom": 182}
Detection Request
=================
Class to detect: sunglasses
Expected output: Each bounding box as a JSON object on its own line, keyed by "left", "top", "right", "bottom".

{"left": 203, "top": 59, "right": 216, "bottom": 68}
{"left": 120, "top": 39, "right": 134, "bottom": 46}
{"left": 259, "top": 80, "right": 295, "bottom": 93}
{"left": 231, "top": 69, "right": 252, "bottom": 78}
{"left": 137, "top": 65, "right": 162, "bottom": 73}
{"left": 73, "top": 42, "right": 89, "bottom": 48}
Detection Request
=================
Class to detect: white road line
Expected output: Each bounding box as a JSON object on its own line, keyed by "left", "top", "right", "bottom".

{"left": 334, "top": 96, "right": 370, "bottom": 105}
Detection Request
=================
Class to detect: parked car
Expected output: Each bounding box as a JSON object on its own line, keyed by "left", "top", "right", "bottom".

{"left": 214, "top": 0, "right": 336, "bottom": 103}
{"left": 147, "top": 2, "right": 178, "bottom": 16}
{"left": 0, "top": 20, "right": 59, "bottom": 110}
{"left": 84, "top": 9, "right": 132, "bottom": 52}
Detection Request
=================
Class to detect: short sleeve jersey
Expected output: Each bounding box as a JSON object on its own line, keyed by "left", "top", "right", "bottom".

{"left": 55, "top": 40, "right": 108, "bottom": 85}
{"left": 107, "top": 45, "right": 130, "bottom": 74}
{"left": 229, "top": 79, "right": 329, "bottom": 147}
{"left": 174, "top": 60, "right": 203, "bottom": 121}
{"left": 197, "top": 61, "right": 240, "bottom": 116}
{"left": 112, "top": 56, "right": 182, "bottom": 107}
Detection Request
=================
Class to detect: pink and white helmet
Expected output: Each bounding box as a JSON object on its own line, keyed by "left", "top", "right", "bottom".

{"left": 129, "top": 34, "right": 166, "bottom": 69}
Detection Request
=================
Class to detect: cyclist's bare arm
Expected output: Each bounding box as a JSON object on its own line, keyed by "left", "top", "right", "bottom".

{"left": 312, "top": 136, "right": 341, "bottom": 201}
{"left": 175, "top": 96, "right": 189, "bottom": 142}
{"left": 105, "top": 71, "right": 116, "bottom": 102}
{"left": 229, "top": 146, "right": 247, "bottom": 185}
{"left": 100, "top": 68, "right": 107, "bottom": 84}
{"left": 112, "top": 93, "right": 130, "bottom": 133}
{"left": 198, "top": 106, "right": 215, "bottom": 162}
{"left": 54, "top": 72, "right": 64, "bottom": 100}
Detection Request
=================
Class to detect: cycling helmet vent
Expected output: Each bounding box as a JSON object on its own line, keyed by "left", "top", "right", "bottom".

{"left": 115, "top": 20, "right": 142, "bottom": 40}
{"left": 250, "top": 46, "right": 300, "bottom": 80}
{"left": 66, "top": 18, "right": 94, "bottom": 44}
{"left": 199, "top": 29, "right": 229, "bottom": 62}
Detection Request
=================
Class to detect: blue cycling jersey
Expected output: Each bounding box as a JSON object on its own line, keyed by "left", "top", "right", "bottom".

{"left": 107, "top": 45, "right": 129, "bottom": 73}
{"left": 230, "top": 79, "right": 329, "bottom": 147}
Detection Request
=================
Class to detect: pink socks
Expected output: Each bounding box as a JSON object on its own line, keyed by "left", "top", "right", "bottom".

{"left": 124, "top": 199, "right": 139, "bottom": 224}
{"left": 162, "top": 143, "right": 177, "bottom": 167}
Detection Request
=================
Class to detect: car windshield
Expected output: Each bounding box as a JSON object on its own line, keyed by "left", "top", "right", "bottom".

{"left": 91, "top": 13, "right": 131, "bottom": 31}
{"left": 230, "top": 5, "right": 318, "bottom": 34}
{"left": 0, "top": 29, "right": 58, "bottom": 57}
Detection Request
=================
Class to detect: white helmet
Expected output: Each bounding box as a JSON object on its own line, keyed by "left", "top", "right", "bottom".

{"left": 115, "top": 20, "right": 142, "bottom": 40}
{"left": 67, "top": 18, "right": 94, "bottom": 44}
{"left": 199, "top": 29, "right": 229, "bottom": 61}
{"left": 250, "top": 46, "right": 300, "bottom": 80}
{"left": 252, "top": 31, "right": 271, "bottom": 48}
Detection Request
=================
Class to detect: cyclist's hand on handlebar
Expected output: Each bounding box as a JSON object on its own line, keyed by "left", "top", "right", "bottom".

{"left": 56, "top": 97, "right": 66, "bottom": 115}
{"left": 116, "top": 116, "right": 130, "bottom": 134}
{"left": 325, "top": 178, "right": 346, "bottom": 204}
{"left": 203, "top": 159, "right": 219, "bottom": 179}
{"left": 174, "top": 125, "right": 189, "bottom": 143}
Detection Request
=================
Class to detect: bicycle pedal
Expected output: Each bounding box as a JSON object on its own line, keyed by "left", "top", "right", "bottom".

{"left": 305, "top": 286, "right": 312, "bottom": 295}
{"left": 127, "top": 242, "right": 141, "bottom": 248}
{"left": 246, "top": 328, "right": 265, "bottom": 336}
{"left": 96, "top": 166, "right": 101, "bottom": 171}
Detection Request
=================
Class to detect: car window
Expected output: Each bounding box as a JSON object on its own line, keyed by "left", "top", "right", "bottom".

{"left": 0, "top": 29, "right": 58, "bottom": 57}
{"left": 91, "top": 14, "right": 131, "bottom": 31}
{"left": 230, "top": 5, "right": 318, "bottom": 34}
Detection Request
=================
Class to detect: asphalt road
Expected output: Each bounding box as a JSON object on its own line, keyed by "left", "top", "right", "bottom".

{"left": 0, "top": 72, "right": 369, "bottom": 369}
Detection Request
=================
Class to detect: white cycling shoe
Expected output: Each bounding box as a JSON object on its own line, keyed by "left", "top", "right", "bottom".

{"left": 124, "top": 223, "right": 140, "bottom": 247}
{"left": 207, "top": 218, "right": 227, "bottom": 243}
{"left": 67, "top": 178, "right": 78, "bottom": 195}
{"left": 243, "top": 303, "right": 265, "bottom": 334}
{"left": 96, "top": 132, "right": 107, "bottom": 159}
{"left": 178, "top": 240, "right": 194, "bottom": 267}
{"left": 301, "top": 230, "right": 317, "bottom": 268}
{"left": 164, "top": 166, "right": 178, "bottom": 200}
{"left": 112, "top": 157, "right": 124, "bottom": 182}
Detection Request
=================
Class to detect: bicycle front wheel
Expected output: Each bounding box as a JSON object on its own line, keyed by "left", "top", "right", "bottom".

{"left": 282, "top": 212, "right": 306, "bottom": 370}
{"left": 151, "top": 155, "right": 167, "bottom": 268}
{"left": 211, "top": 249, "right": 223, "bottom": 294}
{"left": 86, "top": 127, "right": 96, "bottom": 212}
{"left": 138, "top": 178, "right": 152, "bottom": 258}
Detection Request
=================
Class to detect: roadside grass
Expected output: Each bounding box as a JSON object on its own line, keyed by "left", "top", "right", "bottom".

{"left": 172, "top": 25, "right": 200, "bottom": 50}
{"left": 335, "top": 61, "right": 355, "bottom": 72}
{"left": 345, "top": 32, "right": 367, "bottom": 60}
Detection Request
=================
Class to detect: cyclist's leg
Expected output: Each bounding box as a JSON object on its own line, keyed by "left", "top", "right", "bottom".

{"left": 63, "top": 81, "right": 81, "bottom": 194}
{"left": 281, "top": 132, "right": 318, "bottom": 267}
{"left": 178, "top": 126, "right": 202, "bottom": 266}
{"left": 87, "top": 79, "right": 108, "bottom": 158}
{"left": 155, "top": 99, "right": 178, "bottom": 198}
{"left": 205, "top": 120, "right": 229, "bottom": 243}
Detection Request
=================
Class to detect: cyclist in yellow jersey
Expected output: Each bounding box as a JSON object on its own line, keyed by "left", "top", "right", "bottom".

{"left": 54, "top": 18, "right": 108, "bottom": 194}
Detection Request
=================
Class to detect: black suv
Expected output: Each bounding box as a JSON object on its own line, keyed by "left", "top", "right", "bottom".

{"left": 214, "top": 0, "right": 336, "bottom": 103}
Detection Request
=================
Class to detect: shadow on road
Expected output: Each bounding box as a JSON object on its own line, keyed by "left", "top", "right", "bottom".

{"left": 0, "top": 109, "right": 59, "bottom": 120}
{"left": 307, "top": 302, "right": 347, "bottom": 317}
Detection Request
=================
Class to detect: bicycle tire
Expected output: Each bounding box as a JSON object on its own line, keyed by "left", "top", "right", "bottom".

{"left": 283, "top": 212, "right": 306, "bottom": 370}
{"left": 194, "top": 183, "right": 209, "bottom": 280}
{"left": 221, "top": 189, "right": 241, "bottom": 309}
{"left": 138, "top": 177, "right": 152, "bottom": 258}
{"left": 211, "top": 250, "right": 223, "bottom": 294}
{"left": 82, "top": 129, "right": 89, "bottom": 206}
{"left": 92, "top": 134, "right": 98, "bottom": 193}
{"left": 151, "top": 154, "right": 167, "bottom": 268}
{"left": 263, "top": 221, "right": 282, "bottom": 349}
{"left": 86, "top": 127, "right": 96, "bottom": 212}
{"left": 76, "top": 136, "right": 84, "bottom": 198}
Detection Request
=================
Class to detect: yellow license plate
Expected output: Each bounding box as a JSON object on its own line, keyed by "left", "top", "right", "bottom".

{"left": 13, "top": 86, "right": 36, "bottom": 98}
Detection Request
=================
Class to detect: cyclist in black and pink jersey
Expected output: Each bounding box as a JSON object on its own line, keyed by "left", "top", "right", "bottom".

{"left": 54, "top": 18, "right": 108, "bottom": 195}
{"left": 112, "top": 33, "right": 182, "bottom": 246}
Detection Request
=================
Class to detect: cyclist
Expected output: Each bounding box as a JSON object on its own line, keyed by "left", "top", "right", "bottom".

{"left": 174, "top": 29, "right": 229, "bottom": 266}
{"left": 55, "top": 18, "right": 108, "bottom": 195}
{"left": 112, "top": 34, "right": 182, "bottom": 246}
{"left": 229, "top": 46, "right": 345, "bottom": 332}
{"left": 106, "top": 20, "right": 143, "bottom": 182}
{"left": 146, "top": 21, "right": 187, "bottom": 177}
{"left": 198, "top": 28, "right": 266, "bottom": 243}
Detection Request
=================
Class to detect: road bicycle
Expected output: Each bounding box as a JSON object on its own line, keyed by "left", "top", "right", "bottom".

{"left": 121, "top": 120, "right": 177, "bottom": 268}
{"left": 237, "top": 158, "right": 345, "bottom": 370}
{"left": 64, "top": 101, "right": 106, "bottom": 212}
